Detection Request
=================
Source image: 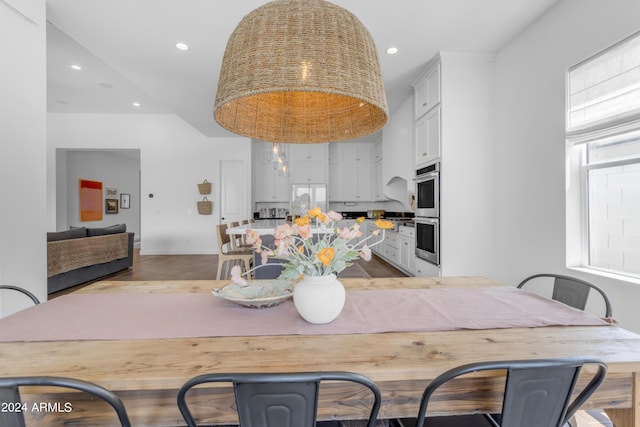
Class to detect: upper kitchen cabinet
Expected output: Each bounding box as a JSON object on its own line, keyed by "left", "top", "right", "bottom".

{"left": 413, "top": 59, "right": 442, "bottom": 167}
{"left": 413, "top": 61, "right": 441, "bottom": 119}
{"left": 330, "top": 143, "right": 374, "bottom": 163}
{"left": 253, "top": 142, "right": 290, "bottom": 202}
{"left": 415, "top": 105, "right": 441, "bottom": 166}
{"left": 290, "top": 143, "right": 328, "bottom": 162}
{"left": 328, "top": 142, "right": 375, "bottom": 202}
{"left": 289, "top": 143, "right": 329, "bottom": 184}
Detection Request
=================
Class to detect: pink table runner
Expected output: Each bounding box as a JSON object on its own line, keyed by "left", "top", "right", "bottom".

{"left": 0, "top": 287, "right": 608, "bottom": 342}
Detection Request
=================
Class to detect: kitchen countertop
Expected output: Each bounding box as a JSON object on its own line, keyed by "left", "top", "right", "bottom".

{"left": 227, "top": 220, "right": 336, "bottom": 236}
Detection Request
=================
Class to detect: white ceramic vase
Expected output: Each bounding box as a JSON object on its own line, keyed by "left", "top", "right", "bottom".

{"left": 293, "top": 274, "right": 346, "bottom": 324}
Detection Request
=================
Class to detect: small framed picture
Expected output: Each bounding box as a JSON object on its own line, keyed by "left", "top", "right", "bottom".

{"left": 120, "top": 193, "right": 130, "bottom": 209}
{"left": 105, "top": 198, "right": 119, "bottom": 214}
{"left": 106, "top": 188, "right": 118, "bottom": 197}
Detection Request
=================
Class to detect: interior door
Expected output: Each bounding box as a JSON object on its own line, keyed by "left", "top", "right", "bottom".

{"left": 219, "top": 160, "right": 247, "bottom": 223}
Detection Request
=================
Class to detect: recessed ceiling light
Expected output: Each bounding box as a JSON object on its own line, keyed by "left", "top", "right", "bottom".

{"left": 132, "top": 102, "right": 141, "bottom": 107}
{"left": 70, "top": 64, "right": 82, "bottom": 71}
{"left": 386, "top": 47, "right": 399, "bottom": 55}
{"left": 175, "top": 42, "right": 189, "bottom": 51}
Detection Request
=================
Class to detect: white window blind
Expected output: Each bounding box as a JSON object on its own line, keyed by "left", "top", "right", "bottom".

{"left": 568, "top": 30, "right": 640, "bottom": 135}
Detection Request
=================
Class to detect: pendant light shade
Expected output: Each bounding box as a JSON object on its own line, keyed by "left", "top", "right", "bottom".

{"left": 214, "top": 0, "right": 388, "bottom": 143}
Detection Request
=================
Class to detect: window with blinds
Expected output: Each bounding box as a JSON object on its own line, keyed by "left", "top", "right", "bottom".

{"left": 568, "top": 31, "right": 640, "bottom": 133}
{"left": 567, "top": 30, "right": 640, "bottom": 280}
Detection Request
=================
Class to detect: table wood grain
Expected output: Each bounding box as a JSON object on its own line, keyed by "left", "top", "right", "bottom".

{"left": 1, "top": 277, "right": 638, "bottom": 426}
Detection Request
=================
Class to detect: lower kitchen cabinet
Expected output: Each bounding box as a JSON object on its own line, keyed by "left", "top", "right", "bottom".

{"left": 398, "top": 226, "right": 415, "bottom": 273}
{"left": 370, "top": 224, "right": 415, "bottom": 276}
{"left": 414, "top": 257, "right": 441, "bottom": 277}
{"left": 382, "top": 231, "right": 400, "bottom": 264}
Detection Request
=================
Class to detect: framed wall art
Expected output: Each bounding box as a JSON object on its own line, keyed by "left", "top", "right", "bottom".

{"left": 105, "top": 198, "right": 119, "bottom": 214}
{"left": 79, "top": 179, "right": 103, "bottom": 221}
{"left": 106, "top": 188, "right": 118, "bottom": 197}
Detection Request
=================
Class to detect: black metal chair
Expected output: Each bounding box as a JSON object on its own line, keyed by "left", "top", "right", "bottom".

{"left": 177, "top": 371, "right": 382, "bottom": 427}
{"left": 0, "top": 376, "right": 131, "bottom": 426}
{"left": 517, "top": 273, "right": 612, "bottom": 317}
{"left": 0, "top": 285, "right": 40, "bottom": 305}
{"left": 408, "top": 357, "right": 607, "bottom": 427}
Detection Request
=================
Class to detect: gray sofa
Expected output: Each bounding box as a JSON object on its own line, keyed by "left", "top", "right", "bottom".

{"left": 47, "top": 224, "right": 134, "bottom": 294}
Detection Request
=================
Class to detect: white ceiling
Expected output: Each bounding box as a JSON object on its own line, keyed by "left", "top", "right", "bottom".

{"left": 46, "top": 0, "right": 560, "bottom": 139}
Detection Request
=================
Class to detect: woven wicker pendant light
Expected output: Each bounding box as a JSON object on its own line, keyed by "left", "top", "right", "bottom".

{"left": 214, "top": 0, "right": 388, "bottom": 143}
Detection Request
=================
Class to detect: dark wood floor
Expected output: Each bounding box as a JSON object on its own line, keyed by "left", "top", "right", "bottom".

{"left": 53, "top": 250, "right": 405, "bottom": 298}
{"left": 108, "top": 249, "right": 407, "bottom": 281}
{"left": 56, "top": 249, "right": 406, "bottom": 296}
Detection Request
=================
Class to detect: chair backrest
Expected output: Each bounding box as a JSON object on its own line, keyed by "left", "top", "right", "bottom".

{"left": 517, "top": 273, "right": 612, "bottom": 317}
{"left": 0, "top": 286, "right": 40, "bottom": 305}
{"left": 177, "top": 371, "right": 381, "bottom": 427}
{"left": 216, "top": 223, "right": 231, "bottom": 252}
{"left": 415, "top": 357, "right": 607, "bottom": 427}
{"left": 0, "top": 376, "right": 131, "bottom": 427}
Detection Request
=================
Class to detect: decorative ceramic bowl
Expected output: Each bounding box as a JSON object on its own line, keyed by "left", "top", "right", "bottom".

{"left": 211, "top": 280, "right": 293, "bottom": 308}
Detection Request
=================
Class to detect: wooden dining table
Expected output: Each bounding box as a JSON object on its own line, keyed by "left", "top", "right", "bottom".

{"left": 0, "top": 277, "right": 639, "bottom": 426}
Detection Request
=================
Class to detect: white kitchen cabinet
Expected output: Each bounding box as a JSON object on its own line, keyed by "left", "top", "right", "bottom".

{"left": 328, "top": 162, "right": 342, "bottom": 201}
{"left": 414, "top": 257, "right": 441, "bottom": 277}
{"left": 255, "top": 162, "right": 290, "bottom": 202}
{"left": 289, "top": 143, "right": 328, "bottom": 184}
{"left": 383, "top": 231, "right": 400, "bottom": 265}
{"left": 415, "top": 105, "right": 441, "bottom": 166}
{"left": 338, "top": 144, "right": 374, "bottom": 163}
{"left": 413, "top": 61, "right": 441, "bottom": 119}
{"left": 367, "top": 220, "right": 384, "bottom": 255}
{"left": 290, "top": 143, "right": 328, "bottom": 162}
{"left": 374, "top": 139, "right": 383, "bottom": 163}
{"left": 398, "top": 226, "right": 415, "bottom": 274}
{"left": 374, "top": 160, "right": 385, "bottom": 201}
{"left": 291, "top": 162, "right": 326, "bottom": 184}
{"left": 412, "top": 52, "right": 495, "bottom": 277}
{"left": 329, "top": 142, "right": 375, "bottom": 202}
{"left": 253, "top": 142, "right": 290, "bottom": 202}
{"left": 340, "top": 164, "right": 373, "bottom": 201}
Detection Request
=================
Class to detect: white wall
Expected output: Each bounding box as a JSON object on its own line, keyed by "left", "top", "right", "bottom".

{"left": 0, "top": 0, "right": 47, "bottom": 315}
{"left": 492, "top": 0, "right": 640, "bottom": 332}
{"left": 440, "top": 53, "right": 495, "bottom": 277}
{"left": 62, "top": 150, "right": 141, "bottom": 237}
{"left": 47, "top": 114, "right": 251, "bottom": 255}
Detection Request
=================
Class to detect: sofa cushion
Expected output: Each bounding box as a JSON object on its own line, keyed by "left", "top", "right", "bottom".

{"left": 86, "top": 224, "right": 127, "bottom": 237}
{"left": 47, "top": 228, "right": 87, "bottom": 242}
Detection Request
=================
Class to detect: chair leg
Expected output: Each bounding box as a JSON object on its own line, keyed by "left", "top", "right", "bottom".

{"left": 244, "top": 258, "right": 252, "bottom": 279}
{"left": 216, "top": 258, "right": 225, "bottom": 280}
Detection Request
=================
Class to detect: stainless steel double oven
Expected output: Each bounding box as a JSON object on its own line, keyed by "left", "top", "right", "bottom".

{"left": 415, "top": 163, "right": 440, "bottom": 265}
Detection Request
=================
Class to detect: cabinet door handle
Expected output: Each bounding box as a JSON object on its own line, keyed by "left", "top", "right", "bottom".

{"left": 422, "top": 102, "right": 428, "bottom": 107}
{"left": 422, "top": 152, "right": 427, "bottom": 156}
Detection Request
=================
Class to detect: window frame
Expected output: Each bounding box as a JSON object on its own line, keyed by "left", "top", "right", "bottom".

{"left": 567, "top": 30, "right": 640, "bottom": 283}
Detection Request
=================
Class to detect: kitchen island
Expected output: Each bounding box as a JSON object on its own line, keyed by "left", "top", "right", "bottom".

{"left": 226, "top": 219, "right": 336, "bottom": 236}
{"left": 226, "top": 219, "right": 339, "bottom": 279}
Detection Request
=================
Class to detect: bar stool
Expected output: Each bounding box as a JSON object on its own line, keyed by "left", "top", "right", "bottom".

{"left": 229, "top": 221, "right": 253, "bottom": 250}
{"left": 216, "top": 223, "right": 253, "bottom": 280}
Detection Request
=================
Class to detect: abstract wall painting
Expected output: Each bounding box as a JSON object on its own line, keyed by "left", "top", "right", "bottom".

{"left": 79, "top": 179, "right": 103, "bottom": 221}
